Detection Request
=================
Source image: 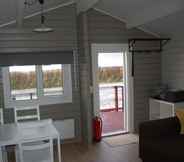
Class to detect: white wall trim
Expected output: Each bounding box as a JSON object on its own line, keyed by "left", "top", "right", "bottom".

{"left": 91, "top": 43, "right": 134, "bottom": 132}
{"left": 93, "top": 8, "right": 160, "bottom": 38}
{"left": 137, "top": 27, "right": 161, "bottom": 38}
{"left": 93, "top": 8, "right": 127, "bottom": 23}
{"left": 0, "top": 20, "right": 17, "bottom": 28}
{"left": 126, "top": 50, "right": 134, "bottom": 133}
{"left": 0, "top": 1, "right": 75, "bottom": 28}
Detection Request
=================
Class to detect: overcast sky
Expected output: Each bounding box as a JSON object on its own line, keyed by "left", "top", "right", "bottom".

{"left": 98, "top": 53, "right": 124, "bottom": 67}
{"left": 10, "top": 64, "right": 61, "bottom": 72}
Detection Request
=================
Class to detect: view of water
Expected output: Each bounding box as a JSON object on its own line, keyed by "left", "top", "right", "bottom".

{"left": 11, "top": 87, "right": 63, "bottom": 101}
{"left": 11, "top": 85, "right": 123, "bottom": 110}
{"left": 99, "top": 85, "right": 123, "bottom": 110}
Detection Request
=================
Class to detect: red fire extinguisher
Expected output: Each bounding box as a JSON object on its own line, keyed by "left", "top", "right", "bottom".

{"left": 93, "top": 116, "right": 103, "bottom": 142}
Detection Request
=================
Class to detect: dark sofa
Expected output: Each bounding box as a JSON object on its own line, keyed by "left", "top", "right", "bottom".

{"left": 139, "top": 117, "right": 184, "bottom": 162}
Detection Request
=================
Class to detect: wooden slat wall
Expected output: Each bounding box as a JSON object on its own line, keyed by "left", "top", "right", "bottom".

{"left": 0, "top": 4, "right": 82, "bottom": 141}
{"left": 78, "top": 8, "right": 161, "bottom": 144}
{"left": 162, "top": 40, "right": 184, "bottom": 90}
{"left": 134, "top": 53, "right": 161, "bottom": 131}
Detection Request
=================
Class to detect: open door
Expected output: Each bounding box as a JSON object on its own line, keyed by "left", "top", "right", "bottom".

{"left": 92, "top": 44, "right": 134, "bottom": 136}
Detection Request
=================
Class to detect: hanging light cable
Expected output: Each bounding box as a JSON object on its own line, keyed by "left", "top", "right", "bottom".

{"left": 33, "top": 0, "right": 53, "bottom": 32}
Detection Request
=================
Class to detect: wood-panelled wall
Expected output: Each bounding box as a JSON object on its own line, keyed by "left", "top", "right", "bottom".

{"left": 162, "top": 40, "right": 184, "bottom": 89}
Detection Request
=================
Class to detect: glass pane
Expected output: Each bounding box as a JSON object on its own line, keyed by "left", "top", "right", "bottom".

{"left": 9, "top": 65, "right": 37, "bottom": 101}
{"left": 42, "top": 64, "right": 63, "bottom": 96}
{"left": 98, "top": 53, "right": 123, "bottom": 84}
{"left": 98, "top": 53, "right": 124, "bottom": 110}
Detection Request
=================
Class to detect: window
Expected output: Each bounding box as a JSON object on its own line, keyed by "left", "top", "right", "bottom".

{"left": 9, "top": 65, "right": 37, "bottom": 101}
{"left": 42, "top": 65, "right": 63, "bottom": 96}
{"left": 2, "top": 64, "right": 72, "bottom": 108}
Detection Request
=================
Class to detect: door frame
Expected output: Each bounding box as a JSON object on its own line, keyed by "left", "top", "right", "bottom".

{"left": 91, "top": 43, "right": 134, "bottom": 133}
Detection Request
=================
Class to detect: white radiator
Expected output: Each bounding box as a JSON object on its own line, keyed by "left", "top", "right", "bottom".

{"left": 53, "top": 119, "right": 75, "bottom": 139}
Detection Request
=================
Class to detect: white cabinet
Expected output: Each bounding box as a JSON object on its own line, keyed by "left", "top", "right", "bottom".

{"left": 149, "top": 98, "right": 184, "bottom": 120}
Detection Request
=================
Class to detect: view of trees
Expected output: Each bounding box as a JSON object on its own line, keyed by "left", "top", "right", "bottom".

{"left": 43, "top": 70, "right": 63, "bottom": 88}
{"left": 10, "top": 67, "right": 122, "bottom": 90}
{"left": 98, "top": 67, "right": 123, "bottom": 83}
{"left": 10, "top": 70, "right": 63, "bottom": 90}
{"left": 10, "top": 71, "right": 36, "bottom": 90}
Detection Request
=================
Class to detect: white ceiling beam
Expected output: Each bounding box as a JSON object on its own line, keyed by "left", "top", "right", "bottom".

{"left": 127, "top": 1, "right": 184, "bottom": 29}
{"left": 76, "top": 0, "right": 99, "bottom": 13}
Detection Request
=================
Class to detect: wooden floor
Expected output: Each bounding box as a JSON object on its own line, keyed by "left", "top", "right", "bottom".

{"left": 62, "top": 141, "right": 142, "bottom": 162}
{"left": 8, "top": 140, "right": 142, "bottom": 162}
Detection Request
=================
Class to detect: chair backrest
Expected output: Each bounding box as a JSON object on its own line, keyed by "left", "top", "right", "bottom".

{"left": 0, "top": 109, "right": 4, "bottom": 125}
{"left": 19, "top": 138, "right": 54, "bottom": 162}
{"left": 14, "top": 106, "right": 40, "bottom": 123}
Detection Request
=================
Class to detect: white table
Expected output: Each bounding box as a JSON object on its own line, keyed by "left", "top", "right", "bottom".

{"left": 0, "top": 119, "right": 61, "bottom": 162}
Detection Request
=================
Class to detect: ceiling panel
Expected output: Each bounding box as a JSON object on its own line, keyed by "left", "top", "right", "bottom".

{"left": 140, "top": 9, "right": 184, "bottom": 39}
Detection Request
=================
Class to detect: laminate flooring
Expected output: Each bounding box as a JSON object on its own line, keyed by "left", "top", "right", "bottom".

{"left": 8, "top": 140, "right": 142, "bottom": 162}
{"left": 62, "top": 141, "right": 142, "bottom": 162}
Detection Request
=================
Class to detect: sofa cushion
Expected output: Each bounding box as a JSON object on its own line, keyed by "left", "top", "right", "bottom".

{"left": 144, "top": 135, "right": 184, "bottom": 161}
{"left": 176, "top": 109, "right": 184, "bottom": 134}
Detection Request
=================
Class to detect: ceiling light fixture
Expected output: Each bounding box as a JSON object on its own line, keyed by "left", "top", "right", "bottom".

{"left": 33, "top": 0, "right": 53, "bottom": 33}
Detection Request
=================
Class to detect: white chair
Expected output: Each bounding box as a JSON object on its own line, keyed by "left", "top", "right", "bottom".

{"left": 19, "top": 138, "right": 54, "bottom": 162}
{"left": 0, "top": 109, "right": 7, "bottom": 162}
{"left": 14, "top": 106, "right": 40, "bottom": 162}
{"left": 0, "top": 109, "right": 4, "bottom": 125}
{"left": 14, "top": 106, "right": 40, "bottom": 123}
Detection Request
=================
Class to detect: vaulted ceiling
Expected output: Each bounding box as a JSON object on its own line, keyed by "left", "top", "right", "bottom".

{"left": 1, "top": 0, "right": 184, "bottom": 39}
{"left": 94, "top": 0, "right": 184, "bottom": 39}
{"left": 140, "top": 9, "right": 184, "bottom": 39}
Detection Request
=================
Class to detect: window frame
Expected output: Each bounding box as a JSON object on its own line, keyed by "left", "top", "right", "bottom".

{"left": 2, "top": 64, "right": 72, "bottom": 108}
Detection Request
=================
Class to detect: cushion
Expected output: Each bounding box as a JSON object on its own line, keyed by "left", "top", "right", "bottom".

{"left": 144, "top": 135, "right": 184, "bottom": 161}
{"left": 176, "top": 109, "right": 184, "bottom": 134}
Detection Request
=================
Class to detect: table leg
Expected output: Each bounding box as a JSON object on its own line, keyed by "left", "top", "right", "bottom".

{"left": 15, "top": 145, "right": 20, "bottom": 162}
{"left": 3, "top": 147, "right": 8, "bottom": 162}
{"left": 57, "top": 136, "right": 61, "bottom": 162}
{"left": 0, "top": 147, "right": 3, "bottom": 162}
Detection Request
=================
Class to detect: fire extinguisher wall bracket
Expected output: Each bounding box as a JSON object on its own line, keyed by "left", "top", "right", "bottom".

{"left": 93, "top": 116, "right": 103, "bottom": 142}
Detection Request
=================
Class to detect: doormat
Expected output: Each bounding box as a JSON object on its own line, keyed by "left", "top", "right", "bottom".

{"left": 103, "top": 134, "right": 139, "bottom": 147}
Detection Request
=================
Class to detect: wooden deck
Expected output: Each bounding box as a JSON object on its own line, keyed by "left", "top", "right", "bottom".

{"left": 100, "top": 109, "right": 124, "bottom": 135}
